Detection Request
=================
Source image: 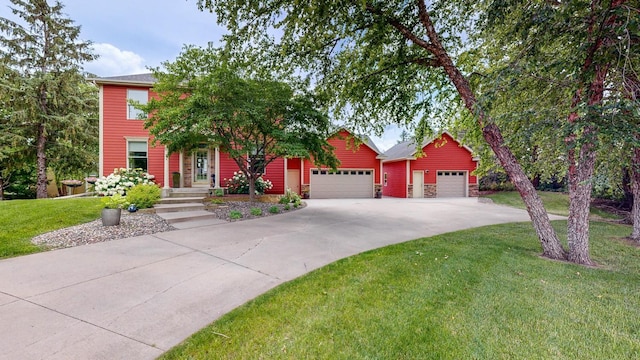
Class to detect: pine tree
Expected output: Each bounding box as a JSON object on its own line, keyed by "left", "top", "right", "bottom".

{"left": 0, "top": 0, "right": 97, "bottom": 198}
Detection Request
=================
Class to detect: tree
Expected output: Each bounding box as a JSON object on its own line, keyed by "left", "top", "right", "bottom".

{"left": 473, "top": 0, "right": 639, "bottom": 264}
{"left": 197, "top": 0, "right": 568, "bottom": 260}
{"left": 140, "top": 46, "right": 339, "bottom": 201}
{"left": 0, "top": 0, "right": 97, "bottom": 198}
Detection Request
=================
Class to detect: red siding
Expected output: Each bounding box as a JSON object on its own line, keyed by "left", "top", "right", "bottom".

{"left": 102, "top": 85, "right": 170, "bottom": 187}
{"left": 219, "top": 153, "right": 286, "bottom": 194}
{"left": 264, "top": 158, "right": 285, "bottom": 194}
{"left": 303, "top": 129, "right": 381, "bottom": 184}
{"left": 287, "top": 157, "right": 301, "bottom": 170}
{"left": 410, "top": 133, "right": 478, "bottom": 185}
{"left": 382, "top": 160, "right": 407, "bottom": 198}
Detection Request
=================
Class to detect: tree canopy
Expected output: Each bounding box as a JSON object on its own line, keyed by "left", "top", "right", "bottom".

{"left": 141, "top": 46, "right": 339, "bottom": 201}
{"left": 196, "top": 0, "right": 640, "bottom": 264}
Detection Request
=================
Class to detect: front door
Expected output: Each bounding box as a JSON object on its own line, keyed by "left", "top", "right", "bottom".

{"left": 413, "top": 170, "right": 424, "bottom": 198}
{"left": 287, "top": 169, "right": 301, "bottom": 195}
{"left": 194, "top": 146, "right": 210, "bottom": 185}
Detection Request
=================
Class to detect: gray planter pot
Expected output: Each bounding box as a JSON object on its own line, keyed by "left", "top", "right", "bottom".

{"left": 101, "top": 208, "right": 122, "bottom": 226}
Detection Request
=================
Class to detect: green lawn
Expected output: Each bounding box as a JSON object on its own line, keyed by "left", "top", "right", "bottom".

{"left": 0, "top": 197, "right": 103, "bottom": 258}
{"left": 484, "top": 191, "right": 621, "bottom": 219}
{"left": 162, "top": 220, "right": 639, "bottom": 359}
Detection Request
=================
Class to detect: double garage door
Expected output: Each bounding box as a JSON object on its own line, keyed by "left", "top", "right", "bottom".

{"left": 310, "top": 169, "right": 373, "bottom": 199}
{"left": 437, "top": 171, "right": 467, "bottom": 197}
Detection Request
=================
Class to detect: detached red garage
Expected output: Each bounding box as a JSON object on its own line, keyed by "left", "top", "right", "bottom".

{"left": 382, "top": 132, "right": 479, "bottom": 198}
{"left": 301, "top": 129, "right": 385, "bottom": 199}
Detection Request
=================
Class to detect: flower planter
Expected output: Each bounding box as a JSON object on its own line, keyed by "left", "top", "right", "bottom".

{"left": 101, "top": 208, "right": 122, "bottom": 226}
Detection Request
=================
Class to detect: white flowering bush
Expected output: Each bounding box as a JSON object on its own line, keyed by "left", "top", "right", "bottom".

{"left": 95, "top": 168, "right": 156, "bottom": 196}
{"left": 225, "top": 171, "right": 273, "bottom": 195}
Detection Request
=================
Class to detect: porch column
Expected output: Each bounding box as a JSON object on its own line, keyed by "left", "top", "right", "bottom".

{"left": 163, "top": 146, "right": 170, "bottom": 189}
{"left": 214, "top": 147, "right": 221, "bottom": 188}
{"left": 179, "top": 150, "right": 184, "bottom": 187}
{"left": 284, "top": 157, "right": 288, "bottom": 192}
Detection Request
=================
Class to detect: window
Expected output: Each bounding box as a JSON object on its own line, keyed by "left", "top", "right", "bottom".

{"left": 127, "top": 89, "right": 148, "bottom": 119}
{"left": 128, "top": 141, "right": 148, "bottom": 171}
{"left": 384, "top": 172, "right": 388, "bottom": 186}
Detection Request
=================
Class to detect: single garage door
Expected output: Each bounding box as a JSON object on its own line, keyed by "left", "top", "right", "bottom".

{"left": 310, "top": 169, "right": 374, "bottom": 199}
{"left": 437, "top": 171, "right": 466, "bottom": 197}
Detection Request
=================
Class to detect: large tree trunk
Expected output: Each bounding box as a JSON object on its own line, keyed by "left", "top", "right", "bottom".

{"left": 36, "top": 122, "right": 48, "bottom": 199}
{"left": 246, "top": 170, "right": 257, "bottom": 202}
{"left": 566, "top": 136, "right": 597, "bottom": 265}
{"left": 483, "top": 123, "right": 568, "bottom": 259}
{"left": 631, "top": 142, "right": 640, "bottom": 241}
{"left": 407, "top": 3, "right": 567, "bottom": 260}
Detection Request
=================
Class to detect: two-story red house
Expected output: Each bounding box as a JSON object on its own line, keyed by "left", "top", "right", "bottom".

{"left": 92, "top": 74, "right": 386, "bottom": 198}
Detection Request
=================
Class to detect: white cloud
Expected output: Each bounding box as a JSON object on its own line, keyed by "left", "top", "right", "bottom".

{"left": 83, "top": 43, "right": 147, "bottom": 77}
{"left": 370, "top": 125, "right": 404, "bottom": 152}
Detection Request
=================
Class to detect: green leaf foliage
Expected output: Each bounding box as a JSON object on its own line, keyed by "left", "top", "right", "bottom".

{"left": 140, "top": 46, "right": 339, "bottom": 200}
{"left": 0, "top": 0, "right": 98, "bottom": 198}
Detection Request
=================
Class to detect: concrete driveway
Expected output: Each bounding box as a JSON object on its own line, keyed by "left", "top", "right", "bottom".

{"left": 0, "top": 198, "right": 564, "bottom": 359}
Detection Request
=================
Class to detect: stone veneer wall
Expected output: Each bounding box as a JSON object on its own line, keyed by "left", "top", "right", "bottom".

{"left": 424, "top": 184, "right": 437, "bottom": 198}
{"left": 468, "top": 184, "right": 479, "bottom": 197}
{"left": 182, "top": 152, "right": 192, "bottom": 187}
{"left": 407, "top": 184, "right": 413, "bottom": 198}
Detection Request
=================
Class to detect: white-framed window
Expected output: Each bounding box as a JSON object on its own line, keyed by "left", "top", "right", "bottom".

{"left": 127, "top": 89, "right": 148, "bottom": 119}
{"left": 127, "top": 140, "right": 148, "bottom": 171}
{"left": 384, "top": 172, "right": 388, "bottom": 186}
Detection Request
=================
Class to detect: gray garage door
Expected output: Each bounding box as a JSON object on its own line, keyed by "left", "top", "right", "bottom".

{"left": 310, "top": 169, "right": 374, "bottom": 199}
{"left": 437, "top": 171, "right": 466, "bottom": 197}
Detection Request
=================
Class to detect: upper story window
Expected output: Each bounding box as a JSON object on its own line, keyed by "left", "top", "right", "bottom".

{"left": 127, "top": 89, "right": 148, "bottom": 119}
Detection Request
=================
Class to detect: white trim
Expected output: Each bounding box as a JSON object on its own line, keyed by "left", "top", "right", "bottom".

{"left": 214, "top": 147, "right": 221, "bottom": 188}
{"left": 124, "top": 138, "right": 149, "bottom": 170}
{"left": 406, "top": 160, "right": 410, "bottom": 198}
{"left": 284, "top": 158, "right": 289, "bottom": 191}
{"left": 179, "top": 151, "right": 184, "bottom": 187}
{"left": 163, "top": 147, "right": 170, "bottom": 189}
{"left": 98, "top": 85, "right": 104, "bottom": 176}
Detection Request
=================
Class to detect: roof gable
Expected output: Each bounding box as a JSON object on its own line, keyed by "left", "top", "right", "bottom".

{"left": 329, "top": 128, "right": 385, "bottom": 157}
{"left": 383, "top": 131, "right": 476, "bottom": 161}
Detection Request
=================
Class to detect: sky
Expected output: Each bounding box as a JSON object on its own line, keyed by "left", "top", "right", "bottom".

{"left": 0, "top": 0, "right": 403, "bottom": 150}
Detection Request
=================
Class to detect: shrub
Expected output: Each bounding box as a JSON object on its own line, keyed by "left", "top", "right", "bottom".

{"left": 269, "top": 206, "right": 280, "bottom": 214}
{"left": 284, "top": 204, "right": 291, "bottom": 211}
{"left": 250, "top": 207, "right": 263, "bottom": 216}
{"left": 126, "top": 184, "right": 161, "bottom": 209}
{"left": 101, "top": 193, "right": 129, "bottom": 209}
{"left": 95, "top": 168, "right": 155, "bottom": 196}
{"left": 213, "top": 188, "right": 224, "bottom": 197}
{"left": 230, "top": 210, "right": 243, "bottom": 220}
{"left": 211, "top": 198, "right": 225, "bottom": 205}
{"left": 224, "top": 171, "right": 273, "bottom": 195}
{"left": 279, "top": 188, "right": 301, "bottom": 204}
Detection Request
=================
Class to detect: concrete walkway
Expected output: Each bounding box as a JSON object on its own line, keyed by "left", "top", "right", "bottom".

{"left": 0, "top": 198, "right": 564, "bottom": 359}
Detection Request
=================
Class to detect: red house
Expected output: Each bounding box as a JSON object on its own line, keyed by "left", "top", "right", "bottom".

{"left": 382, "top": 132, "right": 479, "bottom": 198}
{"left": 93, "top": 74, "right": 385, "bottom": 198}
{"left": 296, "top": 128, "right": 385, "bottom": 198}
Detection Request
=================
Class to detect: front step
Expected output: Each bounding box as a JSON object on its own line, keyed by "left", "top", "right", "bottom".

{"left": 154, "top": 203, "right": 205, "bottom": 213}
{"left": 157, "top": 210, "right": 218, "bottom": 224}
{"left": 165, "top": 188, "right": 210, "bottom": 198}
{"left": 157, "top": 197, "right": 206, "bottom": 205}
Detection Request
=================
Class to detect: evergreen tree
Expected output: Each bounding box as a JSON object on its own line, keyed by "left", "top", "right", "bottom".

{"left": 0, "top": 0, "right": 97, "bottom": 198}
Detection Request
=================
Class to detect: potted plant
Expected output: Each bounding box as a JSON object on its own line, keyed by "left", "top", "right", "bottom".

{"left": 101, "top": 193, "right": 128, "bottom": 226}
